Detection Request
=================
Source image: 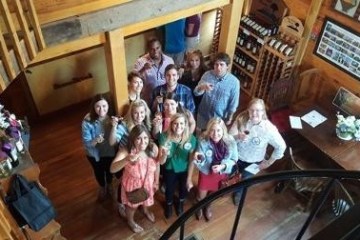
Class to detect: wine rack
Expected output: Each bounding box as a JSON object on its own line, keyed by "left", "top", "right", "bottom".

{"left": 254, "top": 16, "right": 303, "bottom": 103}
{"left": 232, "top": 15, "right": 303, "bottom": 102}
{"left": 232, "top": 15, "right": 271, "bottom": 96}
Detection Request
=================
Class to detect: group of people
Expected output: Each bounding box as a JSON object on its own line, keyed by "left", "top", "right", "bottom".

{"left": 81, "top": 36, "right": 287, "bottom": 233}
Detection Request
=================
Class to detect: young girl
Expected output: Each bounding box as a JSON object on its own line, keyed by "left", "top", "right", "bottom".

{"left": 187, "top": 117, "right": 237, "bottom": 221}
{"left": 110, "top": 125, "right": 159, "bottom": 233}
{"left": 158, "top": 113, "right": 197, "bottom": 218}
{"left": 81, "top": 93, "right": 116, "bottom": 201}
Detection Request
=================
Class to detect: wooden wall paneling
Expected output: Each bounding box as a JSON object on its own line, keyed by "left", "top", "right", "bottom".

{"left": 13, "top": 0, "right": 36, "bottom": 60}
{"left": 300, "top": 0, "right": 360, "bottom": 96}
{"left": 24, "top": 0, "right": 45, "bottom": 51}
{"left": 294, "top": 0, "right": 324, "bottom": 66}
{"left": 217, "top": 0, "right": 244, "bottom": 58}
{"left": 0, "top": 0, "right": 27, "bottom": 70}
{"left": 104, "top": 28, "right": 128, "bottom": 115}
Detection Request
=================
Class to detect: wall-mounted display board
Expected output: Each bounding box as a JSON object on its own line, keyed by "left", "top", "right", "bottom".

{"left": 333, "top": 0, "right": 360, "bottom": 20}
{"left": 314, "top": 17, "right": 360, "bottom": 80}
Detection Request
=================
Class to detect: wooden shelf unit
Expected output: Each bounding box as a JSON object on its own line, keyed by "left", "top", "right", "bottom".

{"left": 232, "top": 16, "right": 304, "bottom": 103}
{"left": 232, "top": 25, "right": 268, "bottom": 95}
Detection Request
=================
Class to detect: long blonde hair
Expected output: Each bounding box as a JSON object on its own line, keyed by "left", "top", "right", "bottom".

{"left": 202, "top": 117, "right": 232, "bottom": 143}
{"left": 166, "top": 113, "right": 190, "bottom": 145}
{"left": 124, "top": 99, "right": 151, "bottom": 131}
{"left": 235, "top": 98, "right": 268, "bottom": 129}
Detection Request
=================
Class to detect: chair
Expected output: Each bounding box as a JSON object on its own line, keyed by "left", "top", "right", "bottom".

{"left": 288, "top": 147, "right": 327, "bottom": 212}
{"left": 332, "top": 180, "right": 355, "bottom": 217}
{"left": 291, "top": 68, "right": 340, "bottom": 112}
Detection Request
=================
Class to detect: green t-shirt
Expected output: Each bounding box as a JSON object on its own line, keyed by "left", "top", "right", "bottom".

{"left": 159, "top": 133, "right": 197, "bottom": 173}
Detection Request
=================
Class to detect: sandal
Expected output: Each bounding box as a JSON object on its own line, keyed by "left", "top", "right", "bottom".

{"left": 118, "top": 203, "right": 126, "bottom": 218}
{"left": 128, "top": 221, "right": 143, "bottom": 233}
{"left": 144, "top": 210, "right": 155, "bottom": 223}
{"left": 195, "top": 209, "right": 203, "bottom": 220}
{"left": 204, "top": 206, "right": 212, "bottom": 221}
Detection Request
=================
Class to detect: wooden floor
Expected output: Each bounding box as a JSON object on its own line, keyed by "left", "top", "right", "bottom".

{"left": 28, "top": 101, "right": 336, "bottom": 240}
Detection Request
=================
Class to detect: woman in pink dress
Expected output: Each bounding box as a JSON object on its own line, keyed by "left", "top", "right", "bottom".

{"left": 110, "top": 124, "right": 159, "bottom": 233}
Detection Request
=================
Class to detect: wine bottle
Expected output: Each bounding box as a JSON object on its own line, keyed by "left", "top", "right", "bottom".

{"left": 1, "top": 139, "right": 19, "bottom": 168}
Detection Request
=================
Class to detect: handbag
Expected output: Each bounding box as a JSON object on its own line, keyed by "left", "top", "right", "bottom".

{"left": 126, "top": 187, "right": 149, "bottom": 204}
{"left": 219, "top": 163, "right": 242, "bottom": 189}
{"left": 5, "top": 174, "right": 56, "bottom": 231}
{"left": 125, "top": 159, "right": 149, "bottom": 204}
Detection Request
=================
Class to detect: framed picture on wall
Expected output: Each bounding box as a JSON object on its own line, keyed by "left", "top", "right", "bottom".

{"left": 333, "top": 0, "right": 360, "bottom": 18}
{"left": 314, "top": 17, "right": 360, "bottom": 80}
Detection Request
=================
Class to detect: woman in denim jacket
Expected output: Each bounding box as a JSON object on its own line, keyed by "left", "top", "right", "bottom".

{"left": 82, "top": 93, "right": 116, "bottom": 201}
{"left": 187, "top": 117, "right": 237, "bottom": 221}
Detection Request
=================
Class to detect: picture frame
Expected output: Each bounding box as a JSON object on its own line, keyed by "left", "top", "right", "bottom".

{"left": 333, "top": 0, "right": 360, "bottom": 18}
{"left": 332, "top": 87, "right": 360, "bottom": 116}
{"left": 313, "top": 17, "right": 360, "bottom": 80}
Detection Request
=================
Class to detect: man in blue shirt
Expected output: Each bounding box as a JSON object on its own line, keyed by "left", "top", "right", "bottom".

{"left": 163, "top": 19, "right": 186, "bottom": 66}
{"left": 151, "top": 64, "right": 195, "bottom": 115}
{"left": 194, "top": 52, "right": 240, "bottom": 130}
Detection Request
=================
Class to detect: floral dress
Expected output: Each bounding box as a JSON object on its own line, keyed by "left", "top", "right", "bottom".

{"left": 121, "top": 156, "right": 157, "bottom": 208}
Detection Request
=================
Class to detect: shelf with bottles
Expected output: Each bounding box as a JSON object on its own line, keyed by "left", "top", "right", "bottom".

{"left": 239, "top": 15, "right": 279, "bottom": 39}
{"left": 232, "top": 51, "right": 257, "bottom": 78}
{"left": 232, "top": 66, "right": 253, "bottom": 95}
{"left": 236, "top": 30, "right": 265, "bottom": 59}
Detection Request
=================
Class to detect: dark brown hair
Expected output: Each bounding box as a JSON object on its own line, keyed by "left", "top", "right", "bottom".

{"left": 89, "top": 93, "right": 114, "bottom": 122}
{"left": 212, "top": 52, "right": 231, "bottom": 66}
{"left": 127, "top": 71, "right": 144, "bottom": 83}
{"left": 127, "top": 124, "right": 151, "bottom": 153}
{"left": 165, "top": 64, "right": 178, "bottom": 75}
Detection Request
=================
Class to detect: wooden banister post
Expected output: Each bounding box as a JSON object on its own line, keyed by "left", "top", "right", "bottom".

{"left": 14, "top": 0, "right": 37, "bottom": 60}
{"left": 0, "top": 0, "right": 27, "bottom": 70}
{"left": 24, "top": 0, "right": 46, "bottom": 51}
{"left": 0, "top": 30, "right": 16, "bottom": 80}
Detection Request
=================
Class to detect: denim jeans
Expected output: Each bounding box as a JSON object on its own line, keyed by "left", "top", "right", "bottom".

{"left": 233, "top": 161, "right": 259, "bottom": 198}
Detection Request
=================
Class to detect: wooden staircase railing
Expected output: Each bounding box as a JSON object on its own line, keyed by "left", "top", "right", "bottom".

{"left": 0, "top": 0, "right": 45, "bottom": 92}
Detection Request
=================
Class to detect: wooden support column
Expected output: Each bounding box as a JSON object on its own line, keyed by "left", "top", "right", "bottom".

{"left": 217, "top": 0, "right": 244, "bottom": 60}
{"left": 104, "top": 28, "right": 128, "bottom": 115}
{"left": 294, "top": 0, "right": 324, "bottom": 65}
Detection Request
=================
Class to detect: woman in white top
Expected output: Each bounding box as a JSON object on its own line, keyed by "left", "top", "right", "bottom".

{"left": 229, "top": 98, "right": 286, "bottom": 205}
